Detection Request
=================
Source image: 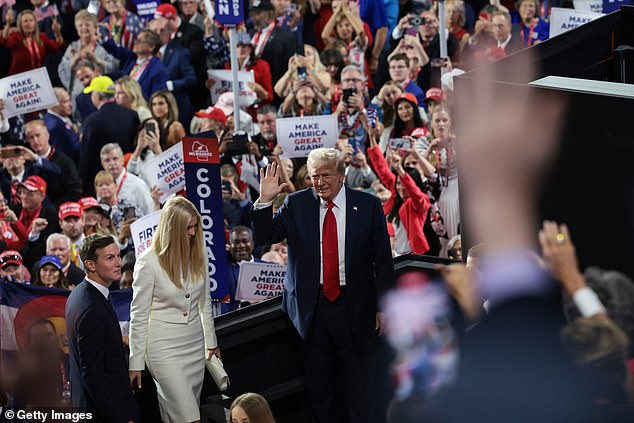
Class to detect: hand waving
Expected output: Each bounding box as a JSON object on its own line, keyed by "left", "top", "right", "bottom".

{"left": 258, "top": 162, "right": 288, "bottom": 203}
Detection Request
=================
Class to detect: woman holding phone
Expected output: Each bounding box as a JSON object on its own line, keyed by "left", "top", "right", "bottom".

{"left": 129, "top": 196, "right": 220, "bottom": 423}
{"left": 127, "top": 118, "right": 164, "bottom": 186}
{"left": 150, "top": 90, "right": 186, "bottom": 147}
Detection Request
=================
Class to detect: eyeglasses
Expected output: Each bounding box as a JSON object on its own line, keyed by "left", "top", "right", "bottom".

{"left": 342, "top": 78, "right": 363, "bottom": 83}
{"left": 0, "top": 254, "right": 22, "bottom": 265}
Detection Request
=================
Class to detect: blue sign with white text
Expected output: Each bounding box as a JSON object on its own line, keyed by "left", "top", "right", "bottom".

{"left": 215, "top": 0, "right": 245, "bottom": 26}
{"left": 602, "top": 0, "right": 631, "bottom": 13}
{"left": 183, "top": 133, "right": 229, "bottom": 302}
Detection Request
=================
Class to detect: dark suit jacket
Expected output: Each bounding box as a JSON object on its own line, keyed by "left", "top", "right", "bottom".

{"left": 161, "top": 42, "right": 197, "bottom": 125}
{"left": 43, "top": 112, "right": 81, "bottom": 163}
{"left": 258, "top": 26, "right": 297, "bottom": 97}
{"left": 251, "top": 187, "right": 393, "bottom": 342}
{"left": 47, "top": 149, "right": 82, "bottom": 206}
{"left": 172, "top": 19, "right": 207, "bottom": 109}
{"left": 80, "top": 102, "right": 139, "bottom": 196}
{"left": 74, "top": 92, "right": 97, "bottom": 124}
{"left": 102, "top": 40, "right": 168, "bottom": 100}
{"left": 65, "top": 280, "right": 139, "bottom": 423}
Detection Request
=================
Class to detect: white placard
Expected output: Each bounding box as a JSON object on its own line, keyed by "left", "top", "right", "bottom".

{"left": 549, "top": 7, "right": 604, "bottom": 37}
{"left": 140, "top": 142, "right": 185, "bottom": 203}
{"left": 235, "top": 261, "right": 286, "bottom": 302}
{"left": 572, "top": 0, "right": 603, "bottom": 13}
{"left": 275, "top": 114, "right": 339, "bottom": 159}
{"left": 0, "top": 67, "right": 58, "bottom": 118}
{"left": 206, "top": 69, "right": 256, "bottom": 107}
{"left": 130, "top": 210, "right": 161, "bottom": 257}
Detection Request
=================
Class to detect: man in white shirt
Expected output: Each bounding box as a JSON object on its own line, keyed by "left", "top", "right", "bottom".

{"left": 99, "top": 143, "right": 154, "bottom": 217}
{"left": 491, "top": 11, "right": 522, "bottom": 55}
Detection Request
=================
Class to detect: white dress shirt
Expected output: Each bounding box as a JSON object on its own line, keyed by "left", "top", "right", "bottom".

{"left": 116, "top": 169, "right": 154, "bottom": 217}
{"left": 318, "top": 186, "right": 347, "bottom": 286}
{"left": 86, "top": 276, "right": 110, "bottom": 299}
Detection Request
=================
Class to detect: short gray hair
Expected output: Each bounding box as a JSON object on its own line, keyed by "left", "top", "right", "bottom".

{"left": 307, "top": 148, "right": 345, "bottom": 175}
{"left": 46, "top": 233, "right": 71, "bottom": 251}
{"left": 341, "top": 64, "right": 365, "bottom": 80}
{"left": 100, "top": 143, "right": 123, "bottom": 158}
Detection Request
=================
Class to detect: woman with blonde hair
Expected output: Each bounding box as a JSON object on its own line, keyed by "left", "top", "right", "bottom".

{"left": 129, "top": 196, "right": 220, "bottom": 423}
{"left": 274, "top": 44, "right": 332, "bottom": 98}
{"left": 150, "top": 90, "right": 186, "bottom": 147}
{"left": 0, "top": 9, "right": 65, "bottom": 75}
{"left": 228, "top": 393, "right": 275, "bottom": 423}
{"left": 114, "top": 76, "right": 152, "bottom": 121}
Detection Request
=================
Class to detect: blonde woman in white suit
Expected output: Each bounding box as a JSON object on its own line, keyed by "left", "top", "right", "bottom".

{"left": 129, "top": 196, "right": 221, "bottom": 423}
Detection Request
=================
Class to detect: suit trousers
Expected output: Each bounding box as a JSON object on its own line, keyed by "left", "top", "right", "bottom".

{"left": 304, "top": 290, "right": 371, "bottom": 423}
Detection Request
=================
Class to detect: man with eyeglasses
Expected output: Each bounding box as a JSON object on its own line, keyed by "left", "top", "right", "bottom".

{"left": 101, "top": 29, "right": 168, "bottom": 100}
{"left": 388, "top": 53, "right": 426, "bottom": 105}
{"left": 332, "top": 65, "right": 374, "bottom": 154}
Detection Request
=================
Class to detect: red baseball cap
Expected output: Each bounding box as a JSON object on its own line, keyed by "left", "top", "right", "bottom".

{"left": 58, "top": 202, "right": 83, "bottom": 220}
{"left": 79, "top": 196, "right": 100, "bottom": 211}
{"left": 425, "top": 88, "right": 445, "bottom": 103}
{"left": 195, "top": 107, "right": 228, "bottom": 125}
{"left": 154, "top": 3, "right": 178, "bottom": 19}
{"left": 19, "top": 175, "right": 47, "bottom": 193}
{"left": 0, "top": 250, "right": 22, "bottom": 268}
{"left": 394, "top": 92, "right": 419, "bottom": 107}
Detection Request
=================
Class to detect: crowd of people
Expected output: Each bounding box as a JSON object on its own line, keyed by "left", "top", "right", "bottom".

{"left": 2, "top": 0, "right": 633, "bottom": 422}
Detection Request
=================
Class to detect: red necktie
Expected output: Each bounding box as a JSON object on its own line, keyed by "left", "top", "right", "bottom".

{"left": 322, "top": 201, "right": 340, "bottom": 301}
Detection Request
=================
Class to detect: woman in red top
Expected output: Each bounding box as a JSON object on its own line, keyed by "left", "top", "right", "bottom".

{"left": 222, "top": 32, "right": 273, "bottom": 117}
{"left": 446, "top": 0, "right": 470, "bottom": 59}
{"left": 0, "top": 10, "right": 65, "bottom": 75}
{"left": 367, "top": 130, "right": 431, "bottom": 255}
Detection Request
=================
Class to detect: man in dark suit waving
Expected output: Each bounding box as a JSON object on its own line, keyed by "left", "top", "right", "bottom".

{"left": 252, "top": 150, "right": 393, "bottom": 423}
{"left": 65, "top": 234, "right": 139, "bottom": 423}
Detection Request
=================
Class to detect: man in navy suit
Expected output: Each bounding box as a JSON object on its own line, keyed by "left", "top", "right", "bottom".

{"left": 252, "top": 150, "right": 394, "bottom": 423}
{"left": 101, "top": 29, "right": 169, "bottom": 101}
{"left": 149, "top": 18, "right": 197, "bottom": 127}
{"left": 80, "top": 76, "right": 140, "bottom": 197}
{"left": 65, "top": 233, "right": 139, "bottom": 423}
{"left": 44, "top": 88, "right": 81, "bottom": 164}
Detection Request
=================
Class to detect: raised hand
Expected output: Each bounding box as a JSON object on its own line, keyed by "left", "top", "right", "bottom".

{"left": 258, "top": 162, "right": 288, "bottom": 203}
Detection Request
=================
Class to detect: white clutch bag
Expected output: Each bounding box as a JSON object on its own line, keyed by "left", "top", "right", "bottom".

{"left": 206, "top": 355, "right": 229, "bottom": 391}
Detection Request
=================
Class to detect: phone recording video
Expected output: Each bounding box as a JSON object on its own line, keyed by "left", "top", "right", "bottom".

{"left": 144, "top": 121, "right": 157, "bottom": 137}
{"left": 124, "top": 206, "right": 136, "bottom": 220}
{"left": 343, "top": 88, "right": 356, "bottom": 104}
{"left": 0, "top": 147, "right": 21, "bottom": 159}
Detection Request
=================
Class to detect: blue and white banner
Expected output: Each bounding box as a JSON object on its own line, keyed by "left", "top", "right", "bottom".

{"left": 183, "top": 134, "right": 229, "bottom": 302}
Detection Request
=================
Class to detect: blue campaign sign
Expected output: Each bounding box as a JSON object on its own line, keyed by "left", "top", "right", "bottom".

{"left": 183, "top": 133, "right": 230, "bottom": 302}
{"left": 603, "top": 0, "right": 631, "bottom": 13}
{"left": 215, "top": 0, "right": 245, "bottom": 26}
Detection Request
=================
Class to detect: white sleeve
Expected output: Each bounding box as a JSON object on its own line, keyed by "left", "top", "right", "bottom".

{"left": 129, "top": 251, "right": 155, "bottom": 370}
{"left": 199, "top": 251, "right": 218, "bottom": 351}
